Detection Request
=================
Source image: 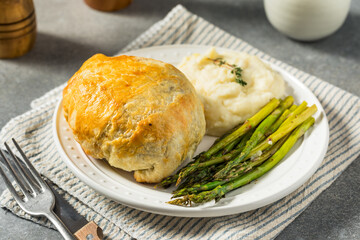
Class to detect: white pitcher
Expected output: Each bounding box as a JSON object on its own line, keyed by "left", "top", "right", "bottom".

{"left": 264, "top": 0, "right": 351, "bottom": 41}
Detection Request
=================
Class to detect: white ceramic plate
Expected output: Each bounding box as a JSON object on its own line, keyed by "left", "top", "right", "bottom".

{"left": 52, "top": 45, "right": 329, "bottom": 217}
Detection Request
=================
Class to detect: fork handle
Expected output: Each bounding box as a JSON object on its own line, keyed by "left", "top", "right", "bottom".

{"left": 45, "top": 209, "right": 77, "bottom": 240}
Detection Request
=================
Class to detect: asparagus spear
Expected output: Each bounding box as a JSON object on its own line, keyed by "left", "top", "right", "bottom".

{"left": 157, "top": 149, "right": 211, "bottom": 188}
{"left": 168, "top": 117, "right": 315, "bottom": 206}
{"left": 198, "top": 129, "right": 254, "bottom": 169}
{"left": 156, "top": 151, "right": 210, "bottom": 187}
{"left": 156, "top": 158, "right": 200, "bottom": 188}
{"left": 173, "top": 129, "right": 254, "bottom": 185}
{"left": 171, "top": 134, "right": 288, "bottom": 198}
{"left": 210, "top": 120, "right": 245, "bottom": 148}
{"left": 289, "top": 105, "right": 298, "bottom": 111}
{"left": 174, "top": 163, "right": 225, "bottom": 193}
{"left": 175, "top": 164, "right": 219, "bottom": 191}
{"left": 157, "top": 130, "right": 248, "bottom": 188}
{"left": 280, "top": 101, "right": 308, "bottom": 128}
{"left": 157, "top": 174, "right": 179, "bottom": 188}
{"left": 249, "top": 104, "right": 317, "bottom": 156}
{"left": 219, "top": 135, "right": 243, "bottom": 155}
{"left": 264, "top": 104, "right": 298, "bottom": 137}
{"left": 227, "top": 133, "right": 289, "bottom": 179}
{"left": 181, "top": 130, "right": 254, "bottom": 173}
{"left": 172, "top": 180, "right": 225, "bottom": 198}
{"left": 157, "top": 137, "right": 243, "bottom": 188}
{"left": 235, "top": 129, "right": 254, "bottom": 150}
{"left": 176, "top": 149, "right": 240, "bottom": 185}
{"left": 215, "top": 96, "right": 294, "bottom": 179}
{"left": 203, "top": 98, "right": 280, "bottom": 159}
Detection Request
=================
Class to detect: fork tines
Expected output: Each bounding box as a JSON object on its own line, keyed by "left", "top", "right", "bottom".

{"left": 0, "top": 139, "right": 78, "bottom": 240}
{"left": 0, "top": 139, "right": 45, "bottom": 201}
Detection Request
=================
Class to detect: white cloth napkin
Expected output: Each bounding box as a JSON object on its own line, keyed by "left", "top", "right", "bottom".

{"left": 1, "top": 5, "right": 360, "bottom": 240}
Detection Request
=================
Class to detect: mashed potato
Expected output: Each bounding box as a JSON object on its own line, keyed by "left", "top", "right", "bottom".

{"left": 178, "top": 48, "right": 285, "bottom": 136}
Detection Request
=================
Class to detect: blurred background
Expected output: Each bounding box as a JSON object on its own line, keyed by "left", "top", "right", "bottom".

{"left": 0, "top": 0, "right": 359, "bottom": 239}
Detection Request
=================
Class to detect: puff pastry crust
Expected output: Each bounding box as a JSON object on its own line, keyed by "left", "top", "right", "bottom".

{"left": 62, "top": 54, "right": 206, "bottom": 183}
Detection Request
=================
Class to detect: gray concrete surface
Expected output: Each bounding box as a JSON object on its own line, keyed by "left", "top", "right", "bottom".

{"left": 0, "top": 0, "right": 359, "bottom": 239}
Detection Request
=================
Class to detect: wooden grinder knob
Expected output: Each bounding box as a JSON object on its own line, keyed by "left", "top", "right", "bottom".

{"left": 0, "top": 0, "right": 36, "bottom": 58}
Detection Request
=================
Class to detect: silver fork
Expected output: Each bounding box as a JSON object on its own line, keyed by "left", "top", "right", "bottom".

{"left": 0, "top": 139, "right": 76, "bottom": 240}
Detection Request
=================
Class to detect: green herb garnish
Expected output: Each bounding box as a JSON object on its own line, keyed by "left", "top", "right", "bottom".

{"left": 208, "top": 58, "right": 247, "bottom": 86}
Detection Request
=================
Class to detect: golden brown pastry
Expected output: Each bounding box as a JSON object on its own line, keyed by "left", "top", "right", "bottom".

{"left": 62, "top": 54, "right": 206, "bottom": 183}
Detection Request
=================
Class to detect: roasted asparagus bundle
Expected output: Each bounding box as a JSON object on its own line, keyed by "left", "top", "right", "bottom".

{"left": 158, "top": 96, "right": 317, "bottom": 206}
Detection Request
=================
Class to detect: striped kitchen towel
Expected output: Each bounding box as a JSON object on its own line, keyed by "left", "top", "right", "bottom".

{"left": 1, "top": 4, "right": 359, "bottom": 240}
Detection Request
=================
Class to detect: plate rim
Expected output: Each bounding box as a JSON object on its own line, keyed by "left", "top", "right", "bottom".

{"left": 52, "top": 44, "right": 329, "bottom": 217}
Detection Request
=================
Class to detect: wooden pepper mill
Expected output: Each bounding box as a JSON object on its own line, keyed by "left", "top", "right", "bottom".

{"left": 0, "top": 0, "right": 36, "bottom": 58}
